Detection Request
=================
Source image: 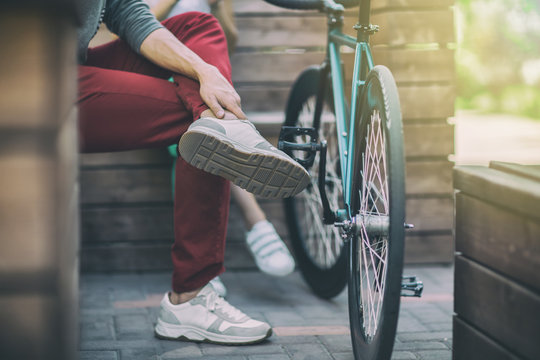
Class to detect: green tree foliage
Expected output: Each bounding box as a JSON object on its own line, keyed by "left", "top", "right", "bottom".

{"left": 456, "top": 0, "right": 540, "bottom": 118}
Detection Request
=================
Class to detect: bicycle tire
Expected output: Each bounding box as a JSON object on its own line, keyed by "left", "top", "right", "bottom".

{"left": 263, "top": 0, "right": 359, "bottom": 10}
{"left": 283, "top": 66, "right": 348, "bottom": 299}
{"left": 348, "top": 65, "right": 405, "bottom": 360}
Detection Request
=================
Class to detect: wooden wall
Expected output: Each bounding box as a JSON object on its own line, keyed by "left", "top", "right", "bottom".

{"left": 80, "top": 0, "right": 456, "bottom": 271}
{"left": 453, "top": 162, "right": 540, "bottom": 360}
{"left": 0, "top": 3, "right": 79, "bottom": 360}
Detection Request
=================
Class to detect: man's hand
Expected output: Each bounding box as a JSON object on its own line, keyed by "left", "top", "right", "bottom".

{"left": 196, "top": 64, "right": 246, "bottom": 119}
{"left": 140, "top": 28, "right": 245, "bottom": 119}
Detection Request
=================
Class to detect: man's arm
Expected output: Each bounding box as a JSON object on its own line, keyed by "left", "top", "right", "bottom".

{"left": 140, "top": 28, "right": 245, "bottom": 119}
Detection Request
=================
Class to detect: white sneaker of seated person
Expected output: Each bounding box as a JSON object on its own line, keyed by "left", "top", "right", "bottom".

{"left": 178, "top": 117, "right": 310, "bottom": 199}
{"left": 154, "top": 283, "right": 272, "bottom": 345}
{"left": 246, "top": 220, "right": 295, "bottom": 277}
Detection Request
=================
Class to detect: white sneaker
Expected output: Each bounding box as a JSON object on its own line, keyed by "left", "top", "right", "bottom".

{"left": 155, "top": 284, "right": 272, "bottom": 344}
{"left": 209, "top": 276, "right": 227, "bottom": 298}
{"left": 246, "top": 220, "right": 295, "bottom": 277}
{"left": 178, "top": 117, "right": 310, "bottom": 199}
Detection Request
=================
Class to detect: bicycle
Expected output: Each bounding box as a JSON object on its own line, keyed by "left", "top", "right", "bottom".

{"left": 262, "top": 0, "right": 423, "bottom": 359}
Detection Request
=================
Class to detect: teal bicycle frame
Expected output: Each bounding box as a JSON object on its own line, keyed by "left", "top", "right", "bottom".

{"left": 318, "top": 0, "right": 377, "bottom": 220}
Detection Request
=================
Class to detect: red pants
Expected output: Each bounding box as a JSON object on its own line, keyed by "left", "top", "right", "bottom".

{"left": 78, "top": 12, "right": 230, "bottom": 293}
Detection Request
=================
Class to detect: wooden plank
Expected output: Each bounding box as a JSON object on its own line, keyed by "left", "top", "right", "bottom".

{"left": 453, "top": 316, "right": 522, "bottom": 360}
{"left": 80, "top": 161, "right": 452, "bottom": 205}
{"left": 398, "top": 85, "right": 455, "bottom": 120}
{"left": 250, "top": 113, "right": 454, "bottom": 158}
{"left": 80, "top": 167, "right": 172, "bottom": 204}
{"left": 455, "top": 193, "right": 540, "bottom": 293}
{"left": 454, "top": 255, "right": 540, "bottom": 360}
{"left": 372, "top": 48, "right": 455, "bottom": 83}
{"left": 406, "top": 197, "right": 453, "bottom": 231}
{"left": 81, "top": 206, "right": 174, "bottom": 243}
{"left": 404, "top": 122, "right": 454, "bottom": 157}
{"left": 233, "top": 0, "right": 318, "bottom": 15}
{"left": 81, "top": 149, "right": 172, "bottom": 167}
{"left": 406, "top": 160, "right": 453, "bottom": 195}
{"left": 372, "top": 0, "right": 454, "bottom": 9}
{"left": 231, "top": 52, "right": 325, "bottom": 83}
{"left": 234, "top": 0, "right": 454, "bottom": 16}
{"left": 371, "top": 10, "right": 455, "bottom": 46}
{"left": 80, "top": 241, "right": 259, "bottom": 272}
{"left": 454, "top": 166, "right": 540, "bottom": 222}
{"left": 238, "top": 85, "right": 455, "bottom": 119}
{"left": 236, "top": 16, "right": 326, "bottom": 48}
{"left": 233, "top": 50, "right": 454, "bottom": 85}
{"left": 404, "top": 233, "right": 453, "bottom": 263}
{"left": 237, "top": 85, "right": 291, "bottom": 112}
{"left": 490, "top": 161, "right": 540, "bottom": 182}
{"left": 80, "top": 243, "right": 172, "bottom": 272}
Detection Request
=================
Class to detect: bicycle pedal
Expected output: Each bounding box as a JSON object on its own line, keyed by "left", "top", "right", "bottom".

{"left": 401, "top": 276, "right": 424, "bottom": 297}
{"left": 278, "top": 126, "right": 321, "bottom": 168}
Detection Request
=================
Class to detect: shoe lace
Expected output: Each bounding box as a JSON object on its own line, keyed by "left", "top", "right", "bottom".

{"left": 206, "top": 291, "right": 246, "bottom": 321}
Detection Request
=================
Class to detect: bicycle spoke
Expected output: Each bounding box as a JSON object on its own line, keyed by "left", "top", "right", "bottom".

{"left": 357, "top": 110, "right": 390, "bottom": 339}
{"left": 295, "top": 96, "right": 344, "bottom": 269}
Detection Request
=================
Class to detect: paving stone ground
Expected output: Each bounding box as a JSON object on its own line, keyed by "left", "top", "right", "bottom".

{"left": 79, "top": 265, "right": 453, "bottom": 360}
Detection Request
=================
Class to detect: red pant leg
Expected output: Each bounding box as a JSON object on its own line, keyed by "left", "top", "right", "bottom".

{"left": 79, "top": 12, "right": 232, "bottom": 293}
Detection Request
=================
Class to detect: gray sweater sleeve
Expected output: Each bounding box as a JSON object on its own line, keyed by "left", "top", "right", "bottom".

{"left": 104, "top": 0, "right": 164, "bottom": 53}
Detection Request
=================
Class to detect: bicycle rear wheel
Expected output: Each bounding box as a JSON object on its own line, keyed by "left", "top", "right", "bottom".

{"left": 283, "top": 66, "right": 348, "bottom": 299}
{"left": 348, "top": 65, "right": 405, "bottom": 360}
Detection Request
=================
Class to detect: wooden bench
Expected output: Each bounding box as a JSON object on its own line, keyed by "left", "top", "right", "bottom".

{"left": 453, "top": 162, "right": 540, "bottom": 360}
{"left": 80, "top": 0, "right": 456, "bottom": 271}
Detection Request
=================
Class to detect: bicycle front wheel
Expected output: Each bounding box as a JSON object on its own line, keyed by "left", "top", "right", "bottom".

{"left": 348, "top": 65, "right": 405, "bottom": 360}
{"left": 283, "top": 66, "right": 348, "bottom": 299}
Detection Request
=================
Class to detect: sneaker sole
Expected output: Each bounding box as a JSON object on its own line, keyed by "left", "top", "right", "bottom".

{"left": 178, "top": 129, "right": 310, "bottom": 199}
{"left": 154, "top": 319, "right": 273, "bottom": 345}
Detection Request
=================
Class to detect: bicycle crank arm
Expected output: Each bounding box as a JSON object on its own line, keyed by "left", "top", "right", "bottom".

{"left": 278, "top": 126, "right": 320, "bottom": 168}
{"left": 278, "top": 126, "right": 335, "bottom": 224}
{"left": 401, "top": 276, "right": 424, "bottom": 297}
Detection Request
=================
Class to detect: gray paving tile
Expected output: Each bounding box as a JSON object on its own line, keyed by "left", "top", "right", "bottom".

{"left": 248, "top": 354, "right": 290, "bottom": 360}
{"left": 120, "top": 347, "right": 159, "bottom": 360}
{"left": 394, "top": 341, "right": 449, "bottom": 351}
{"left": 80, "top": 350, "right": 118, "bottom": 360}
{"left": 391, "top": 351, "right": 417, "bottom": 359}
{"left": 331, "top": 353, "right": 354, "bottom": 360}
{"left": 397, "top": 332, "right": 452, "bottom": 343}
{"left": 417, "top": 350, "right": 452, "bottom": 360}
{"left": 318, "top": 334, "right": 353, "bottom": 353}
{"left": 284, "top": 343, "right": 333, "bottom": 360}
{"left": 200, "top": 343, "right": 285, "bottom": 356}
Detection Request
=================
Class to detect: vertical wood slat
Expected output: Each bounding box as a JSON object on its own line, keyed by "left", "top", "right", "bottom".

{"left": 0, "top": 5, "right": 78, "bottom": 360}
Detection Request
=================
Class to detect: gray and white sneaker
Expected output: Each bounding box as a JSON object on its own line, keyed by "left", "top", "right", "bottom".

{"left": 154, "top": 284, "right": 272, "bottom": 345}
{"left": 178, "top": 117, "right": 310, "bottom": 199}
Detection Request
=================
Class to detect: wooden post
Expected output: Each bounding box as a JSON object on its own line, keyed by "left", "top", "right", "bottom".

{"left": 0, "top": 2, "right": 79, "bottom": 359}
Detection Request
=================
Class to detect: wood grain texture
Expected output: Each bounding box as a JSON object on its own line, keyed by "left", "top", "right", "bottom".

{"left": 454, "top": 166, "right": 540, "bottom": 221}
{"left": 455, "top": 193, "right": 540, "bottom": 293}
{"left": 454, "top": 255, "right": 540, "bottom": 360}
{"left": 453, "top": 316, "right": 522, "bottom": 360}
